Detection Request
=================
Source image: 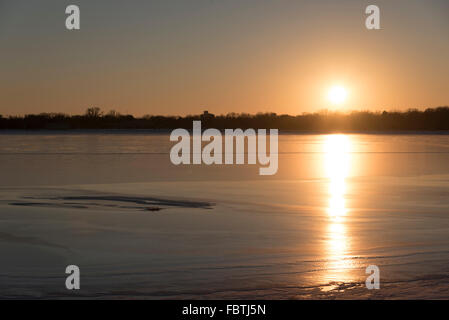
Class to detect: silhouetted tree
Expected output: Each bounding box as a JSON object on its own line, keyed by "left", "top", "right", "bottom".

{"left": 85, "top": 107, "right": 102, "bottom": 118}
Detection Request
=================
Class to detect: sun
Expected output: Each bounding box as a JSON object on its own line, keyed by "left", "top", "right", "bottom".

{"left": 328, "top": 86, "right": 347, "bottom": 105}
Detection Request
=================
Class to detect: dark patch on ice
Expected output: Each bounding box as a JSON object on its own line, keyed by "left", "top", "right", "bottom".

{"left": 145, "top": 207, "right": 163, "bottom": 212}
{"left": 56, "top": 195, "right": 211, "bottom": 209}
{"left": 9, "top": 202, "right": 88, "bottom": 209}
{"left": 7, "top": 193, "right": 214, "bottom": 212}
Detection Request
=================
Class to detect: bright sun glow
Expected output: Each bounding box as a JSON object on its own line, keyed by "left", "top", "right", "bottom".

{"left": 328, "top": 86, "right": 347, "bottom": 105}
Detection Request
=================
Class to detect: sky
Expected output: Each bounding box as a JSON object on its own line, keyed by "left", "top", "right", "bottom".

{"left": 0, "top": 0, "right": 448, "bottom": 116}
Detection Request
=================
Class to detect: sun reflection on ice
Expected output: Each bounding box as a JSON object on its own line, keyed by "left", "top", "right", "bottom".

{"left": 322, "top": 134, "right": 354, "bottom": 285}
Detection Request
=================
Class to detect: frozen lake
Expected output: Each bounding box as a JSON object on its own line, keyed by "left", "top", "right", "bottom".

{"left": 1, "top": 132, "right": 449, "bottom": 299}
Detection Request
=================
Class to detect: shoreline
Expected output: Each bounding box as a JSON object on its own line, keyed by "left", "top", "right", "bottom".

{"left": 1, "top": 129, "right": 449, "bottom": 135}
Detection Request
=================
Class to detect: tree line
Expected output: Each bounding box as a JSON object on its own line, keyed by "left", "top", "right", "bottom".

{"left": 1, "top": 106, "right": 449, "bottom": 132}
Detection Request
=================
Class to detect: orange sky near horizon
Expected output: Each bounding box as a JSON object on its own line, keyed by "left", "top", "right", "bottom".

{"left": 0, "top": 0, "right": 448, "bottom": 116}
